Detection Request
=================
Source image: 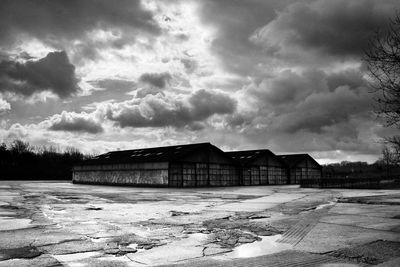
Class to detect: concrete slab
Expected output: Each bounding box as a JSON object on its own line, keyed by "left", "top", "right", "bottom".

{"left": 126, "top": 233, "right": 208, "bottom": 266}
{"left": 296, "top": 222, "right": 400, "bottom": 253}
{"left": 329, "top": 203, "right": 400, "bottom": 218}
{"left": 0, "top": 254, "right": 61, "bottom": 267}
{"left": 0, "top": 218, "right": 33, "bottom": 231}
{"left": 0, "top": 181, "right": 399, "bottom": 266}
{"left": 320, "top": 214, "right": 400, "bottom": 231}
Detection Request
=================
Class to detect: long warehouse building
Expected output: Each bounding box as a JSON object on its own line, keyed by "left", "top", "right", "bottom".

{"left": 73, "top": 143, "right": 240, "bottom": 187}
{"left": 73, "top": 143, "right": 322, "bottom": 187}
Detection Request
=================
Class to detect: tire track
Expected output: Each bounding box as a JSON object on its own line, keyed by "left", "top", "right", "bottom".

{"left": 277, "top": 203, "right": 335, "bottom": 246}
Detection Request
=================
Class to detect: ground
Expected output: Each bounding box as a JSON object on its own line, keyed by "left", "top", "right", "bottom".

{"left": 0, "top": 181, "right": 399, "bottom": 267}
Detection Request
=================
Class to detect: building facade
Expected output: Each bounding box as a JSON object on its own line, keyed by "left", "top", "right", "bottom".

{"left": 225, "top": 150, "right": 288, "bottom": 185}
{"left": 73, "top": 143, "right": 239, "bottom": 187}
{"left": 278, "top": 154, "right": 322, "bottom": 184}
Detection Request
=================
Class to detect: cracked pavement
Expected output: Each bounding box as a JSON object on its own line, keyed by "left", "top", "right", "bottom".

{"left": 0, "top": 181, "right": 399, "bottom": 266}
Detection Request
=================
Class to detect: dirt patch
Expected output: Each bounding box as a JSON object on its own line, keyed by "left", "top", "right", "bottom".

{"left": 202, "top": 214, "right": 281, "bottom": 248}
{"left": 170, "top": 210, "right": 190, "bottom": 216}
{"left": 103, "top": 234, "right": 163, "bottom": 255}
{"left": 212, "top": 229, "right": 261, "bottom": 248}
{"left": 85, "top": 206, "right": 103, "bottom": 211}
{"left": 327, "top": 240, "right": 400, "bottom": 265}
{"left": 203, "top": 214, "right": 281, "bottom": 236}
{"left": 0, "top": 246, "right": 42, "bottom": 261}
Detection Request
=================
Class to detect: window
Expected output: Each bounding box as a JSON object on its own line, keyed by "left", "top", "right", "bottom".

{"left": 260, "top": 166, "right": 268, "bottom": 185}
{"left": 196, "top": 163, "right": 208, "bottom": 186}
{"left": 169, "top": 163, "right": 182, "bottom": 187}
{"left": 269, "top": 167, "right": 287, "bottom": 184}
{"left": 182, "top": 163, "right": 196, "bottom": 187}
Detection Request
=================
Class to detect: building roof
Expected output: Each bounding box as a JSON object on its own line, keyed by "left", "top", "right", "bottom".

{"left": 225, "top": 149, "right": 283, "bottom": 166}
{"left": 82, "top": 142, "right": 218, "bottom": 165}
{"left": 277, "top": 154, "right": 321, "bottom": 168}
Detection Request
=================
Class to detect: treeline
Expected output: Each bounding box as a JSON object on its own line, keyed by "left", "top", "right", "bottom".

{"left": 322, "top": 160, "right": 400, "bottom": 179}
{"left": 0, "top": 140, "right": 88, "bottom": 180}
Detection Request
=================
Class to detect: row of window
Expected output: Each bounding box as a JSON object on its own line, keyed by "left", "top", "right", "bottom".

{"left": 169, "top": 164, "right": 320, "bottom": 187}
{"left": 169, "top": 163, "right": 239, "bottom": 187}
{"left": 242, "top": 166, "right": 288, "bottom": 185}
{"left": 291, "top": 168, "right": 321, "bottom": 183}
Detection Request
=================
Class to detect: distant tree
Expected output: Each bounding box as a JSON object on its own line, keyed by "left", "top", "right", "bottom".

{"left": 385, "top": 136, "right": 400, "bottom": 165}
{"left": 0, "top": 142, "right": 6, "bottom": 152}
{"left": 0, "top": 139, "right": 87, "bottom": 180}
{"left": 10, "top": 139, "right": 31, "bottom": 154}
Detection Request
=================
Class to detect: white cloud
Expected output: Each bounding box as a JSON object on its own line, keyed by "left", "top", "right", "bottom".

{"left": 0, "top": 98, "right": 11, "bottom": 113}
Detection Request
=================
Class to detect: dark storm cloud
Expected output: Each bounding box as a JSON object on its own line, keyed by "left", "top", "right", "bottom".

{"left": 107, "top": 89, "right": 237, "bottom": 129}
{"left": 326, "top": 69, "right": 367, "bottom": 91}
{"left": 276, "top": 87, "right": 372, "bottom": 134}
{"left": 246, "top": 68, "right": 373, "bottom": 134}
{"left": 248, "top": 70, "right": 327, "bottom": 106}
{"left": 0, "top": 0, "right": 160, "bottom": 48}
{"left": 252, "top": 0, "right": 400, "bottom": 59}
{"left": 48, "top": 111, "right": 103, "bottom": 134}
{"left": 0, "top": 51, "right": 79, "bottom": 98}
{"left": 225, "top": 113, "right": 255, "bottom": 129}
{"left": 139, "top": 72, "right": 172, "bottom": 88}
{"left": 188, "top": 89, "right": 237, "bottom": 118}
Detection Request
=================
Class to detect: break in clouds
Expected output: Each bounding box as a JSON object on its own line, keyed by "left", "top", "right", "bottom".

{"left": 1, "top": 0, "right": 399, "bottom": 163}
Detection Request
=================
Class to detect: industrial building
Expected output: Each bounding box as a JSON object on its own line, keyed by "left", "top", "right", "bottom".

{"left": 73, "top": 143, "right": 240, "bottom": 187}
{"left": 277, "top": 154, "right": 322, "bottom": 184}
{"left": 73, "top": 143, "right": 322, "bottom": 187}
{"left": 225, "top": 150, "right": 288, "bottom": 185}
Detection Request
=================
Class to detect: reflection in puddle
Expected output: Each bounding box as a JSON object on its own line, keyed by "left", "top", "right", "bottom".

{"left": 316, "top": 201, "right": 336, "bottom": 210}
{"left": 228, "top": 235, "right": 292, "bottom": 258}
{"left": 53, "top": 251, "right": 101, "bottom": 262}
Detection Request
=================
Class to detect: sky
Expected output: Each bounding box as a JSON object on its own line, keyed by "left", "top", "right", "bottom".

{"left": 0, "top": 0, "right": 399, "bottom": 164}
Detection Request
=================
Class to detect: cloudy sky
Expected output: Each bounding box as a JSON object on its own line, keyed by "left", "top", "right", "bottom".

{"left": 1, "top": 0, "right": 399, "bottom": 163}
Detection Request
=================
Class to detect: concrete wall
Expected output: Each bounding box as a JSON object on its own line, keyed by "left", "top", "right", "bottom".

{"left": 73, "top": 162, "right": 169, "bottom": 186}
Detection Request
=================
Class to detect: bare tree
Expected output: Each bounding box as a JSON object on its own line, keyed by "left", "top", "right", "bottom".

{"left": 365, "top": 13, "right": 400, "bottom": 163}
{"left": 386, "top": 136, "right": 400, "bottom": 165}
{"left": 365, "top": 13, "right": 400, "bottom": 127}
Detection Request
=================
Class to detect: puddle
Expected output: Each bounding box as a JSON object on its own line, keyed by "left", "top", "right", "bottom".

{"left": 316, "top": 201, "right": 336, "bottom": 210}
{"left": 53, "top": 251, "right": 101, "bottom": 262}
{"left": 81, "top": 221, "right": 97, "bottom": 225}
{"left": 225, "top": 235, "right": 292, "bottom": 258}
